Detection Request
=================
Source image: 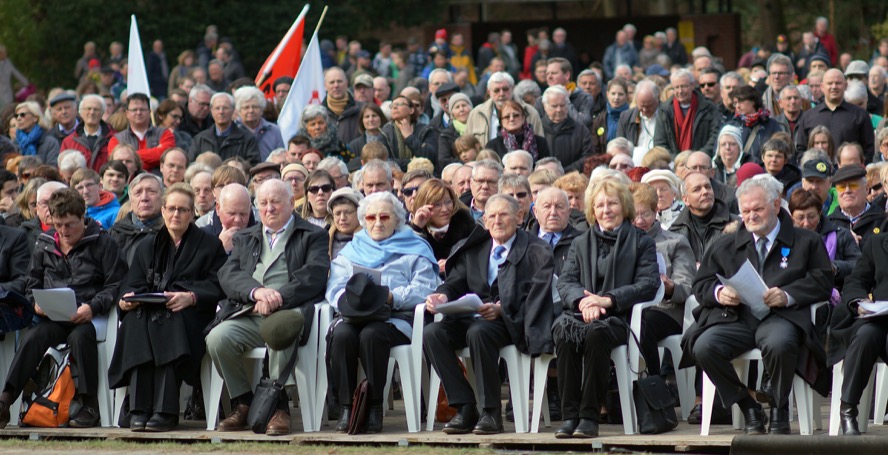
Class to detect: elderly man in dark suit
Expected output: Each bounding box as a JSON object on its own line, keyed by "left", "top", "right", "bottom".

{"left": 424, "top": 194, "right": 555, "bottom": 435}
{"left": 684, "top": 174, "right": 832, "bottom": 435}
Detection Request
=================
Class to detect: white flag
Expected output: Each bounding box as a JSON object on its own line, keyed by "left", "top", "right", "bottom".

{"left": 278, "top": 30, "right": 326, "bottom": 144}
{"left": 126, "top": 15, "right": 151, "bottom": 97}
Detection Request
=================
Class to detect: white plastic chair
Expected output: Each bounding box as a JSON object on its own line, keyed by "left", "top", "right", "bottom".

{"left": 201, "top": 303, "right": 323, "bottom": 432}
{"left": 871, "top": 361, "right": 888, "bottom": 425}
{"left": 94, "top": 310, "right": 116, "bottom": 427}
{"left": 700, "top": 301, "right": 825, "bottom": 436}
{"left": 828, "top": 359, "right": 876, "bottom": 435}
{"left": 528, "top": 283, "right": 665, "bottom": 434}
{"left": 378, "top": 304, "right": 426, "bottom": 432}
{"left": 313, "top": 302, "right": 333, "bottom": 427}
{"left": 424, "top": 312, "right": 532, "bottom": 432}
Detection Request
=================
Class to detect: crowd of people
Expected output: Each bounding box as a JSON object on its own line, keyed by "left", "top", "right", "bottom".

{"left": 0, "top": 15, "right": 886, "bottom": 439}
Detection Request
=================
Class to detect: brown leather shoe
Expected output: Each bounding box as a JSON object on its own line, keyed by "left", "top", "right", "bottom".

{"left": 217, "top": 404, "right": 249, "bottom": 431}
{"left": 266, "top": 409, "right": 291, "bottom": 436}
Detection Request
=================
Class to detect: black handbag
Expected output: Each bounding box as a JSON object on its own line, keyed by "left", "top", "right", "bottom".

{"left": 246, "top": 348, "right": 300, "bottom": 434}
{"left": 628, "top": 329, "right": 678, "bottom": 434}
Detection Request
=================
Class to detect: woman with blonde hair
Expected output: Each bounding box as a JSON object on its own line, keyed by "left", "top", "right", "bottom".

{"left": 13, "top": 101, "right": 58, "bottom": 165}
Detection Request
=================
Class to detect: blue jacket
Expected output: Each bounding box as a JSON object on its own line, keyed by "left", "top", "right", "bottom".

{"left": 87, "top": 191, "right": 120, "bottom": 229}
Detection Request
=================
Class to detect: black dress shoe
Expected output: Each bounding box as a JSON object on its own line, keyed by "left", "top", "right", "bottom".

{"left": 335, "top": 406, "right": 351, "bottom": 433}
{"left": 742, "top": 404, "right": 767, "bottom": 435}
{"left": 473, "top": 408, "right": 503, "bottom": 435}
{"left": 840, "top": 402, "right": 861, "bottom": 436}
{"left": 145, "top": 412, "right": 178, "bottom": 432}
{"left": 687, "top": 403, "right": 702, "bottom": 424}
{"left": 768, "top": 403, "right": 790, "bottom": 435}
{"left": 365, "top": 405, "right": 383, "bottom": 434}
{"left": 572, "top": 418, "right": 599, "bottom": 438}
{"left": 129, "top": 412, "right": 149, "bottom": 432}
{"left": 68, "top": 406, "right": 100, "bottom": 428}
{"left": 555, "top": 418, "right": 578, "bottom": 438}
{"left": 443, "top": 405, "right": 478, "bottom": 434}
{"left": 0, "top": 401, "right": 9, "bottom": 430}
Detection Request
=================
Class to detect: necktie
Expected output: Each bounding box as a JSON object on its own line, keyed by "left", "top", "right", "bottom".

{"left": 267, "top": 229, "right": 280, "bottom": 249}
{"left": 756, "top": 237, "right": 768, "bottom": 271}
{"left": 543, "top": 232, "right": 556, "bottom": 249}
{"left": 488, "top": 245, "right": 507, "bottom": 286}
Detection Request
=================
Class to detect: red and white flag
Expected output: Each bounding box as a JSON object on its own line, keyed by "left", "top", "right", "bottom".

{"left": 278, "top": 28, "right": 326, "bottom": 144}
{"left": 255, "top": 4, "right": 310, "bottom": 101}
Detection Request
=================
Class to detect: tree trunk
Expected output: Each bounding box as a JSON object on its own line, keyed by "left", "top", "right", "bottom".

{"left": 756, "top": 0, "right": 785, "bottom": 47}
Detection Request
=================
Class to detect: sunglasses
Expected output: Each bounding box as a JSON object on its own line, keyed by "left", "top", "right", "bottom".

{"left": 14, "top": 113, "right": 28, "bottom": 119}
{"left": 364, "top": 213, "right": 392, "bottom": 223}
{"left": 869, "top": 183, "right": 883, "bottom": 194}
{"left": 507, "top": 192, "right": 528, "bottom": 199}
{"left": 307, "top": 184, "right": 334, "bottom": 194}
{"left": 401, "top": 186, "right": 421, "bottom": 197}
{"left": 700, "top": 82, "right": 718, "bottom": 88}
{"left": 835, "top": 181, "right": 861, "bottom": 192}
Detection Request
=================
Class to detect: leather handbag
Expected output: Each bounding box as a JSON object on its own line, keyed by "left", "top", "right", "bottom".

{"left": 246, "top": 348, "right": 300, "bottom": 434}
{"left": 632, "top": 374, "right": 679, "bottom": 434}
{"left": 347, "top": 379, "right": 370, "bottom": 434}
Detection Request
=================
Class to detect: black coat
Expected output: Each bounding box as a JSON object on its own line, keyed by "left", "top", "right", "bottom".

{"left": 652, "top": 92, "right": 721, "bottom": 157}
{"left": 542, "top": 116, "right": 595, "bottom": 173}
{"left": 669, "top": 199, "right": 739, "bottom": 263}
{"left": 26, "top": 219, "right": 127, "bottom": 318}
{"left": 212, "top": 214, "right": 330, "bottom": 346}
{"left": 108, "top": 224, "right": 227, "bottom": 388}
{"left": 436, "top": 228, "right": 555, "bottom": 356}
{"left": 189, "top": 123, "right": 261, "bottom": 166}
{"left": 110, "top": 214, "right": 164, "bottom": 266}
{"left": 831, "top": 233, "right": 888, "bottom": 365}
{"left": 0, "top": 225, "right": 31, "bottom": 295}
{"left": 682, "top": 211, "right": 833, "bottom": 379}
{"left": 379, "top": 122, "right": 439, "bottom": 173}
{"left": 819, "top": 217, "right": 861, "bottom": 291}
{"left": 436, "top": 124, "right": 461, "bottom": 170}
{"left": 556, "top": 222, "right": 659, "bottom": 322}
{"left": 19, "top": 217, "right": 44, "bottom": 255}
{"left": 410, "top": 208, "right": 477, "bottom": 262}
{"left": 828, "top": 203, "right": 886, "bottom": 246}
{"left": 485, "top": 133, "right": 550, "bottom": 161}
{"left": 323, "top": 95, "right": 363, "bottom": 145}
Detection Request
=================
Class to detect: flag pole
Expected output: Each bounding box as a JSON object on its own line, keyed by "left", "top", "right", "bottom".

{"left": 256, "top": 4, "right": 310, "bottom": 87}
{"left": 310, "top": 5, "right": 329, "bottom": 41}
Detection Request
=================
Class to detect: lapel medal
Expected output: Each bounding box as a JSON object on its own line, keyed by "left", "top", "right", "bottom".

{"left": 780, "top": 247, "right": 790, "bottom": 269}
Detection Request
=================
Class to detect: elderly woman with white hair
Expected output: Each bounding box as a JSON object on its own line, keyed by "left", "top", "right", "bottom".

{"left": 325, "top": 191, "right": 441, "bottom": 433}
{"left": 845, "top": 80, "right": 883, "bottom": 129}
{"left": 542, "top": 85, "right": 595, "bottom": 173}
{"left": 297, "top": 104, "right": 352, "bottom": 162}
{"left": 58, "top": 149, "right": 87, "bottom": 182}
{"left": 641, "top": 169, "right": 684, "bottom": 229}
{"left": 13, "top": 101, "right": 59, "bottom": 165}
{"left": 234, "top": 86, "right": 284, "bottom": 161}
{"left": 437, "top": 93, "right": 475, "bottom": 169}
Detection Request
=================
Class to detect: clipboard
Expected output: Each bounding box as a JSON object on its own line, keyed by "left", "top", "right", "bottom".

{"left": 123, "top": 293, "right": 169, "bottom": 305}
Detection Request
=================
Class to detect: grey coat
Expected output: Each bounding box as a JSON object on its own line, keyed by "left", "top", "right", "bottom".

{"left": 646, "top": 222, "right": 696, "bottom": 326}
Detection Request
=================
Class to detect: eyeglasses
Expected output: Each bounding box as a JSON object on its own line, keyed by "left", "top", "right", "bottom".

{"left": 333, "top": 208, "right": 356, "bottom": 219}
{"left": 169, "top": 114, "right": 183, "bottom": 120}
{"left": 432, "top": 198, "right": 454, "bottom": 210}
{"left": 506, "top": 192, "right": 528, "bottom": 199}
{"left": 770, "top": 71, "right": 792, "bottom": 77}
{"left": 163, "top": 206, "right": 192, "bottom": 215}
{"left": 502, "top": 113, "right": 524, "bottom": 120}
{"left": 284, "top": 175, "right": 306, "bottom": 184}
{"left": 700, "top": 82, "right": 718, "bottom": 88}
{"left": 365, "top": 213, "right": 392, "bottom": 223}
{"left": 473, "top": 178, "right": 498, "bottom": 187}
{"left": 307, "top": 184, "right": 334, "bottom": 194}
{"left": 401, "top": 186, "right": 421, "bottom": 197}
{"left": 835, "top": 181, "right": 861, "bottom": 192}
{"left": 391, "top": 102, "right": 410, "bottom": 108}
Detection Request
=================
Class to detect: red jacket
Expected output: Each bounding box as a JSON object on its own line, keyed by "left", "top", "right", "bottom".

{"left": 108, "top": 127, "right": 175, "bottom": 171}
{"left": 59, "top": 121, "right": 116, "bottom": 172}
{"left": 815, "top": 31, "right": 838, "bottom": 66}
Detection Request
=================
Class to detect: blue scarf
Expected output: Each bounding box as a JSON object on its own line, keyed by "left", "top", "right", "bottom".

{"left": 606, "top": 103, "right": 628, "bottom": 142}
{"left": 16, "top": 125, "right": 44, "bottom": 157}
{"left": 339, "top": 226, "right": 439, "bottom": 273}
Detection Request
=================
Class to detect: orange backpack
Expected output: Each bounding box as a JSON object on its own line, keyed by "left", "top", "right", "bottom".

{"left": 20, "top": 346, "right": 78, "bottom": 427}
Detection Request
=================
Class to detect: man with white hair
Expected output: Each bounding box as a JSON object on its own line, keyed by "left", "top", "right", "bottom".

{"left": 549, "top": 27, "right": 578, "bottom": 75}
{"left": 201, "top": 183, "right": 256, "bottom": 253}
{"left": 814, "top": 16, "right": 838, "bottom": 66}
{"left": 60, "top": 94, "right": 115, "bottom": 172}
{"left": 234, "top": 86, "right": 284, "bottom": 161}
{"left": 717, "top": 72, "right": 744, "bottom": 122}
{"left": 317, "top": 156, "right": 350, "bottom": 189}
{"left": 361, "top": 159, "right": 393, "bottom": 196}
{"left": 466, "top": 71, "right": 544, "bottom": 146}
{"left": 190, "top": 92, "right": 260, "bottom": 166}
{"left": 603, "top": 31, "right": 638, "bottom": 80}
{"left": 616, "top": 79, "right": 660, "bottom": 163}
{"left": 502, "top": 150, "right": 533, "bottom": 177}
{"left": 653, "top": 69, "right": 721, "bottom": 156}
{"left": 796, "top": 69, "right": 875, "bottom": 161}
{"left": 614, "top": 64, "right": 633, "bottom": 82}
{"left": 207, "top": 179, "right": 329, "bottom": 436}
{"left": 577, "top": 69, "right": 607, "bottom": 119}
{"left": 180, "top": 84, "right": 215, "bottom": 138}
{"left": 458, "top": 159, "right": 503, "bottom": 220}
{"left": 686, "top": 175, "right": 832, "bottom": 435}
{"left": 540, "top": 85, "right": 595, "bottom": 172}
{"left": 608, "top": 153, "right": 634, "bottom": 174}
{"left": 869, "top": 65, "right": 886, "bottom": 106}
{"left": 663, "top": 27, "right": 688, "bottom": 66}
{"left": 605, "top": 137, "right": 633, "bottom": 157}
{"left": 19, "top": 181, "right": 66, "bottom": 251}
{"left": 534, "top": 58, "right": 594, "bottom": 127}
{"left": 427, "top": 68, "right": 454, "bottom": 118}
{"left": 774, "top": 85, "right": 805, "bottom": 137}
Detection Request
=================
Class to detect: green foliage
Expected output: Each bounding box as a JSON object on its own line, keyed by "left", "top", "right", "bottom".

{"left": 0, "top": 0, "right": 445, "bottom": 90}
{"left": 873, "top": 15, "right": 888, "bottom": 41}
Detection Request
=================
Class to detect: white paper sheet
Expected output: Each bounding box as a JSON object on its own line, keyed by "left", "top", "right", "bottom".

{"left": 656, "top": 252, "right": 667, "bottom": 275}
{"left": 352, "top": 264, "right": 382, "bottom": 284}
{"left": 435, "top": 293, "right": 484, "bottom": 315}
{"left": 858, "top": 301, "right": 888, "bottom": 319}
{"left": 716, "top": 259, "right": 771, "bottom": 320}
{"left": 31, "top": 288, "right": 77, "bottom": 321}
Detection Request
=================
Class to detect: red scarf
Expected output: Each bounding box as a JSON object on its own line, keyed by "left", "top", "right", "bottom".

{"left": 673, "top": 93, "right": 698, "bottom": 152}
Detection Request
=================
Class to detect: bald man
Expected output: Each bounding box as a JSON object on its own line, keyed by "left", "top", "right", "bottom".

{"left": 795, "top": 69, "right": 875, "bottom": 161}
{"left": 684, "top": 151, "right": 736, "bottom": 207}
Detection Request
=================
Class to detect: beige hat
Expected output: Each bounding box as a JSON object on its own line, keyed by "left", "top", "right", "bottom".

{"left": 641, "top": 169, "right": 683, "bottom": 197}
{"left": 281, "top": 163, "right": 309, "bottom": 179}
{"left": 327, "top": 187, "right": 364, "bottom": 213}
